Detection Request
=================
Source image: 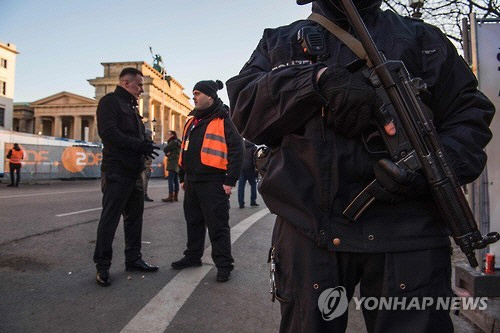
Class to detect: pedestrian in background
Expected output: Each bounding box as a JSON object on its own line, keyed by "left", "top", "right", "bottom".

{"left": 227, "top": 0, "right": 494, "bottom": 331}
{"left": 6, "top": 143, "right": 24, "bottom": 187}
{"left": 94, "top": 67, "right": 160, "bottom": 287}
{"left": 172, "top": 79, "right": 243, "bottom": 283}
{"left": 143, "top": 128, "right": 154, "bottom": 202}
{"left": 162, "top": 130, "right": 181, "bottom": 202}
{"left": 238, "top": 139, "right": 259, "bottom": 208}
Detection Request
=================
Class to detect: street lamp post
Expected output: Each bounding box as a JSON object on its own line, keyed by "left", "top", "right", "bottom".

{"left": 161, "top": 68, "right": 165, "bottom": 143}
{"left": 152, "top": 118, "right": 157, "bottom": 142}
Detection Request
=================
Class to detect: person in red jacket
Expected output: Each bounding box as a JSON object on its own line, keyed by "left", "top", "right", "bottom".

{"left": 6, "top": 143, "right": 24, "bottom": 187}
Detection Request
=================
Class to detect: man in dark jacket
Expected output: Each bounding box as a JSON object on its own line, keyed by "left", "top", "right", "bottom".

{"left": 94, "top": 67, "right": 160, "bottom": 287}
{"left": 172, "top": 79, "right": 244, "bottom": 283}
{"left": 227, "top": 1, "right": 495, "bottom": 332}
{"left": 162, "top": 130, "right": 182, "bottom": 202}
{"left": 238, "top": 139, "right": 259, "bottom": 208}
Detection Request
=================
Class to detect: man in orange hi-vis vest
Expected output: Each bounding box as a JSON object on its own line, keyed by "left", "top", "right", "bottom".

{"left": 6, "top": 143, "right": 24, "bottom": 187}
{"left": 172, "top": 79, "right": 244, "bottom": 283}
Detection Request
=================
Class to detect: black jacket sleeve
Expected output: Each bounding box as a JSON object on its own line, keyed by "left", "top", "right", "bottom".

{"left": 424, "top": 27, "right": 495, "bottom": 184}
{"left": 179, "top": 167, "right": 185, "bottom": 183}
{"left": 227, "top": 32, "right": 326, "bottom": 146}
{"left": 96, "top": 94, "right": 144, "bottom": 153}
{"left": 223, "top": 117, "right": 244, "bottom": 186}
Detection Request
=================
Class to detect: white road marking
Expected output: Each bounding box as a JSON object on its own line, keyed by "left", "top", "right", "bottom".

{"left": 0, "top": 189, "right": 98, "bottom": 199}
{"left": 56, "top": 207, "right": 102, "bottom": 217}
{"left": 120, "top": 208, "right": 271, "bottom": 333}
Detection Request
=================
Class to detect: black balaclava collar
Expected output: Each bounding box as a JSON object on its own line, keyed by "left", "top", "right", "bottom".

{"left": 311, "top": 0, "right": 382, "bottom": 25}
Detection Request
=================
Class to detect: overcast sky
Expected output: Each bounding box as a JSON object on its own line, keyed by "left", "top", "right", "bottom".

{"left": 1, "top": 0, "right": 313, "bottom": 105}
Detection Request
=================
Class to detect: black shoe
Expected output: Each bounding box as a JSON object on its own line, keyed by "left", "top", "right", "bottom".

{"left": 96, "top": 269, "right": 111, "bottom": 287}
{"left": 250, "top": 202, "right": 259, "bottom": 207}
{"left": 239, "top": 205, "right": 245, "bottom": 209}
{"left": 171, "top": 257, "right": 202, "bottom": 270}
{"left": 125, "top": 258, "right": 159, "bottom": 272}
{"left": 216, "top": 270, "right": 231, "bottom": 282}
{"left": 7, "top": 184, "right": 14, "bottom": 187}
{"left": 144, "top": 196, "right": 154, "bottom": 202}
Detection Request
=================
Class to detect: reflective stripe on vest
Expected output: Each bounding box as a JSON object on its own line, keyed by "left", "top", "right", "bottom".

{"left": 9, "top": 149, "right": 23, "bottom": 164}
{"left": 201, "top": 119, "right": 227, "bottom": 170}
{"left": 179, "top": 117, "right": 228, "bottom": 170}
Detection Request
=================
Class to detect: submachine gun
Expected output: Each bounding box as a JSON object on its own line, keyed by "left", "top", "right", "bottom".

{"left": 339, "top": 0, "right": 499, "bottom": 267}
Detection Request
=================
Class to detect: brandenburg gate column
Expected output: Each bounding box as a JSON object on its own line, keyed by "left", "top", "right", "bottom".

{"left": 140, "top": 82, "right": 152, "bottom": 121}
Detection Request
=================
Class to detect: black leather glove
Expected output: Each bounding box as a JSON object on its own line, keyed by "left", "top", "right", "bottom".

{"left": 318, "top": 65, "right": 382, "bottom": 138}
{"left": 140, "top": 141, "right": 160, "bottom": 159}
{"left": 371, "top": 158, "right": 428, "bottom": 203}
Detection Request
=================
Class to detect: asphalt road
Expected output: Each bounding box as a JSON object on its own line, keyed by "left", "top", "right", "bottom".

{"left": 0, "top": 178, "right": 482, "bottom": 332}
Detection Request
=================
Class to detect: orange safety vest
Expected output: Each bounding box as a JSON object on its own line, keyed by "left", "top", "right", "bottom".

{"left": 9, "top": 149, "right": 23, "bottom": 164}
{"left": 179, "top": 117, "right": 228, "bottom": 170}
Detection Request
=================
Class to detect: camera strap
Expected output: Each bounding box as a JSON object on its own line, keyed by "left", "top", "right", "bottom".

{"left": 307, "top": 13, "right": 372, "bottom": 67}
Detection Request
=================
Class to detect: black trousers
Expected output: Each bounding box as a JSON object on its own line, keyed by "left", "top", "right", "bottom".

{"left": 183, "top": 180, "right": 234, "bottom": 270}
{"left": 93, "top": 172, "right": 144, "bottom": 270}
{"left": 272, "top": 216, "right": 454, "bottom": 333}
{"left": 9, "top": 163, "right": 21, "bottom": 185}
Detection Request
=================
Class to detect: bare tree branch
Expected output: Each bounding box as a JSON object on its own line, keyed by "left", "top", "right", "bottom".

{"left": 382, "top": 0, "right": 500, "bottom": 48}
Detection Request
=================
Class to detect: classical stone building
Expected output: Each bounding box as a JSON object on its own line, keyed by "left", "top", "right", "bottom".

{"left": 0, "top": 42, "right": 19, "bottom": 130}
{"left": 24, "top": 61, "right": 192, "bottom": 143}
{"left": 89, "top": 61, "right": 192, "bottom": 143}
{"left": 13, "top": 102, "right": 34, "bottom": 134}
{"left": 31, "top": 91, "right": 98, "bottom": 141}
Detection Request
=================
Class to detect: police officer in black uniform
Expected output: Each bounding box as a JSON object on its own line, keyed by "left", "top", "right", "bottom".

{"left": 94, "top": 67, "right": 160, "bottom": 287}
{"left": 227, "top": 1, "right": 495, "bottom": 332}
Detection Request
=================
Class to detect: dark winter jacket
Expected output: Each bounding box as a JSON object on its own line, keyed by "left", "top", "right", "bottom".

{"left": 164, "top": 137, "right": 181, "bottom": 173}
{"left": 179, "top": 99, "right": 244, "bottom": 186}
{"left": 226, "top": 6, "right": 494, "bottom": 253}
{"left": 97, "top": 86, "right": 146, "bottom": 177}
{"left": 242, "top": 140, "right": 258, "bottom": 176}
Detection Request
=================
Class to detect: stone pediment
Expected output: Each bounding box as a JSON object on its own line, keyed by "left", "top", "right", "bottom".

{"left": 32, "top": 91, "right": 96, "bottom": 106}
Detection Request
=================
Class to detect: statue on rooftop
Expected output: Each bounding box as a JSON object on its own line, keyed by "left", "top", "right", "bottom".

{"left": 149, "top": 46, "right": 171, "bottom": 86}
